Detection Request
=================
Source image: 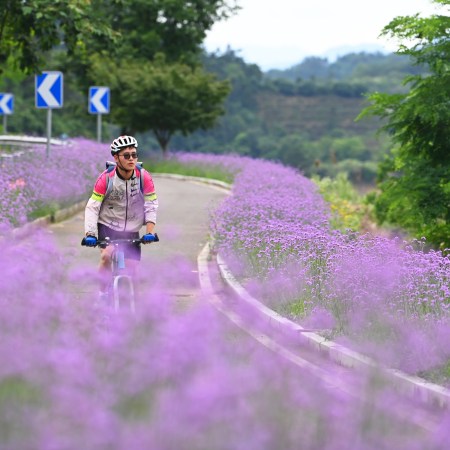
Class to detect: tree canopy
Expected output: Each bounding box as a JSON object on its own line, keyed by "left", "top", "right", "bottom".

{"left": 0, "top": 0, "right": 239, "bottom": 152}
{"left": 91, "top": 54, "right": 230, "bottom": 155}
{"left": 92, "top": 0, "right": 239, "bottom": 63}
{"left": 359, "top": 0, "right": 450, "bottom": 247}
{"left": 0, "top": 0, "right": 116, "bottom": 73}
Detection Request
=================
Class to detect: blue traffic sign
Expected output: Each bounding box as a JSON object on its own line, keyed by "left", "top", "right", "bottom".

{"left": 0, "top": 93, "right": 13, "bottom": 115}
{"left": 89, "top": 87, "right": 110, "bottom": 114}
{"left": 35, "top": 71, "right": 63, "bottom": 108}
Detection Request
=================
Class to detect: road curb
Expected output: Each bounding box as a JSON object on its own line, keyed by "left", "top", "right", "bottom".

{"left": 216, "top": 252, "right": 450, "bottom": 409}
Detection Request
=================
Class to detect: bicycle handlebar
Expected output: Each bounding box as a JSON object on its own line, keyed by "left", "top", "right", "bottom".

{"left": 81, "top": 233, "right": 159, "bottom": 248}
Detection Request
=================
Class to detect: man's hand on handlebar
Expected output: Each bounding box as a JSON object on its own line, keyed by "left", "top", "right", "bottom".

{"left": 82, "top": 235, "right": 98, "bottom": 247}
{"left": 142, "top": 233, "right": 157, "bottom": 244}
{"left": 82, "top": 233, "right": 159, "bottom": 246}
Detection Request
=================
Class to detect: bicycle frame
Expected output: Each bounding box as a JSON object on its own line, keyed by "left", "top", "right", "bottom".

{"left": 107, "top": 239, "right": 137, "bottom": 313}
{"left": 82, "top": 234, "right": 159, "bottom": 313}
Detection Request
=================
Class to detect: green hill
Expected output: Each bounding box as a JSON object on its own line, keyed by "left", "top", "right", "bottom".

{"left": 256, "top": 91, "right": 382, "bottom": 139}
{"left": 170, "top": 50, "right": 418, "bottom": 182}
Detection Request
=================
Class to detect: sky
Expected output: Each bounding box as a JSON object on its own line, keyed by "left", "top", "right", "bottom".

{"left": 204, "top": 0, "right": 442, "bottom": 71}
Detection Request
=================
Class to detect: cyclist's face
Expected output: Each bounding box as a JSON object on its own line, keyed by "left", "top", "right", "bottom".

{"left": 116, "top": 146, "right": 138, "bottom": 168}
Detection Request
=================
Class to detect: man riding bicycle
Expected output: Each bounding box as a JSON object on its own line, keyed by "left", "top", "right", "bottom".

{"left": 83, "top": 135, "right": 158, "bottom": 297}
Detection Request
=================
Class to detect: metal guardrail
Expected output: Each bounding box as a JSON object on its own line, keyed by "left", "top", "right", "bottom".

{"left": 0, "top": 135, "right": 69, "bottom": 159}
{"left": 0, "top": 135, "right": 66, "bottom": 147}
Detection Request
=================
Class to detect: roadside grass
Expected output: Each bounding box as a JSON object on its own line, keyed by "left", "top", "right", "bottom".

{"left": 418, "top": 359, "right": 450, "bottom": 387}
{"left": 27, "top": 202, "right": 60, "bottom": 222}
{"left": 27, "top": 196, "right": 88, "bottom": 222}
{"left": 312, "top": 172, "right": 374, "bottom": 233}
{"left": 0, "top": 376, "right": 44, "bottom": 444}
{"left": 145, "top": 158, "right": 235, "bottom": 184}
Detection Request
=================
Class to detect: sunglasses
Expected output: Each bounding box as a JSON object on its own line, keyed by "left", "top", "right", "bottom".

{"left": 120, "top": 152, "right": 138, "bottom": 160}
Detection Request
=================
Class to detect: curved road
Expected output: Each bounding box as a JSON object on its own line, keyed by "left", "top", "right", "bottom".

{"left": 47, "top": 176, "right": 229, "bottom": 303}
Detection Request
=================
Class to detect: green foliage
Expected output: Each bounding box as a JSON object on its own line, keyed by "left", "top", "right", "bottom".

{"left": 0, "top": 376, "right": 43, "bottom": 444}
{"left": 0, "top": 0, "right": 115, "bottom": 73}
{"left": 0, "top": 3, "right": 431, "bottom": 186}
{"left": 418, "top": 358, "right": 450, "bottom": 386}
{"left": 91, "top": 54, "right": 230, "bottom": 154}
{"left": 207, "top": 52, "right": 264, "bottom": 110}
{"left": 80, "top": 1, "right": 239, "bottom": 150}
{"left": 65, "top": 0, "right": 240, "bottom": 91}
{"left": 145, "top": 158, "right": 234, "bottom": 184}
{"left": 1, "top": 0, "right": 239, "bottom": 150}
{"left": 174, "top": 48, "right": 413, "bottom": 183}
{"left": 277, "top": 134, "right": 317, "bottom": 170}
{"left": 264, "top": 77, "right": 368, "bottom": 98}
{"left": 88, "top": 0, "right": 239, "bottom": 63}
{"left": 313, "top": 173, "right": 372, "bottom": 232}
{"left": 314, "top": 159, "right": 379, "bottom": 184}
{"left": 372, "top": 153, "right": 450, "bottom": 246}
{"left": 360, "top": 1, "right": 450, "bottom": 248}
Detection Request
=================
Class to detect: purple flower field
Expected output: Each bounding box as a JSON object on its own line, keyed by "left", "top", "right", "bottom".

{"left": 0, "top": 138, "right": 110, "bottom": 229}
{"left": 177, "top": 152, "right": 450, "bottom": 376}
{"left": 1, "top": 230, "right": 449, "bottom": 449}
{"left": 0, "top": 140, "right": 449, "bottom": 448}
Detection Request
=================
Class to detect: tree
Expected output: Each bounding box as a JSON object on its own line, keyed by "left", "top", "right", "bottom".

{"left": 96, "top": 0, "right": 239, "bottom": 63}
{"left": 91, "top": 54, "right": 230, "bottom": 156}
{"left": 278, "top": 134, "right": 317, "bottom": 173}
{"left": 0, "top": 0, "right": 115, "bottom": 73}
{"left": 0, "top": 1, "right": 238, "bottom": 147}
{"left": 359, "top": 0, "right": 450, "bottom": 247}
{"left": 202, "top": 49, "right": 263, "bottom": 110}
{"left": 66, "top": 0, "right": 240, "bottom": 86}
{"left": 69, "top": 0, "right": 238, "bottom": 150}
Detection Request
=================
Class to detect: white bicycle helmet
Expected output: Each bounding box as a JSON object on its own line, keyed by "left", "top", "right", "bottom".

{"left": 110, "top": 135, "right": 138, "bottom": 155}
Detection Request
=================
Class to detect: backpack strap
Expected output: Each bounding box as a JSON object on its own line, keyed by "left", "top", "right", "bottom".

{"left": 136, "top": 162, "right": 145, "bottom": 193}
{"left": 104, "top": 161, "right": 117, "bottom": 199}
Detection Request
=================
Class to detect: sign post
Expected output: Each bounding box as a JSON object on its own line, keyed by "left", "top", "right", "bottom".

{"left": 0, "top": 93, "right": 14, "bottom": 134}
{"left": 89, "top": 87, "right": 110, "bottom": 142}
{"left": 35, "top": 71, "right": 63, "bottom": 157}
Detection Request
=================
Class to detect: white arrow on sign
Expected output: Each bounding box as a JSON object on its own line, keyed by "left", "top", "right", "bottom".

{"left": 90, "top": 87, "right": 109, "bottom": 114}
{"left": 37, "top": 73, "right": 62, "bottom": 108}
{"left": 0, "top": 94, "right": 13, "bottom": 114}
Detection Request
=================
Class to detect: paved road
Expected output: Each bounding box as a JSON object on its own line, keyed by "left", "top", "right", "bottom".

{"left": 47, "top": 175, "right": 229, "bottom": 303}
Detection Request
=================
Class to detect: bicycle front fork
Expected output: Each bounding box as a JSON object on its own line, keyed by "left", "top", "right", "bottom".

{"left": 112, "top": 275, "right": 136, "bottom": 313}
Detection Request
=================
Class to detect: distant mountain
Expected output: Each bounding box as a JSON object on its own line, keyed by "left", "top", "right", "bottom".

{"left": 208, "top": 43, "right": 392, "bottom": 72}
{"left": 321, "top": 43, "right": 389, "bottom": 63}
{"left": 174, "top": 48, "right": 427, "bottom": 182}
{"left": 255, "top": 44, "right": 390, "bottom": 72}
{"left": 263, "top": 51, "right": 427, "bottom": 93}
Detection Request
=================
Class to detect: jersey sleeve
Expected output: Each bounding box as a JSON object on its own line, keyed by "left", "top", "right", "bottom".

{"left": 142, "top": 170, "right": 158, "bottom": 224}
{"left": 84, "top": 172, "right": 107, "bottom": 236}
{"left": 91, "top": 171, "right": 108, "bottom": 202}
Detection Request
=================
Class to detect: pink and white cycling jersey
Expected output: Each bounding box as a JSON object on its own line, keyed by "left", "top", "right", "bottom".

{"left": 85, "top": 166, "right": 158, "bottom": 237}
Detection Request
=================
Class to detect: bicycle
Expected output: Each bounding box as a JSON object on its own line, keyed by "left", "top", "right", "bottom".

{"left": 82, "top": 234, "right": 159, "bottom": 313}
